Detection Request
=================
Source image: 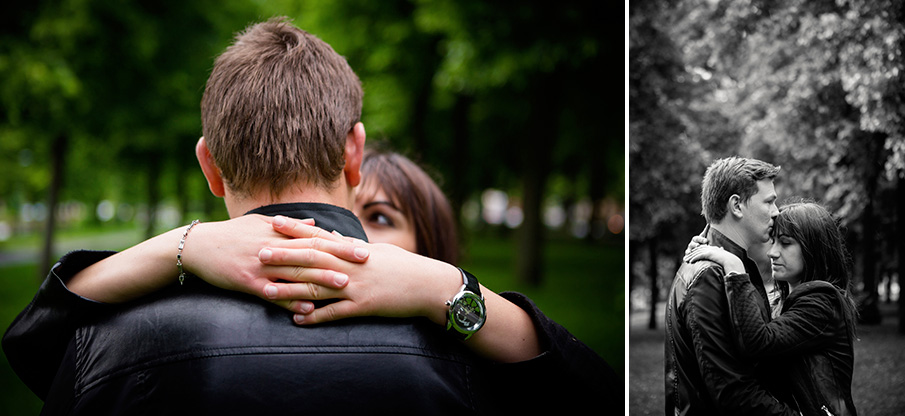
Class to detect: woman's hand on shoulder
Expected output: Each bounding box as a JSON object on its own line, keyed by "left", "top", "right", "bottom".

{"left": 684, "top": 229, "right": 710, "bottom": 256}
{"left": 683, "top": 245, "right": 746, "bottom": 277}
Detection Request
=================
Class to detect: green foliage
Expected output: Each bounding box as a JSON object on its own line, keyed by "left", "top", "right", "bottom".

{"left": 2, "top": 0, "right": 620, "bottom": 229}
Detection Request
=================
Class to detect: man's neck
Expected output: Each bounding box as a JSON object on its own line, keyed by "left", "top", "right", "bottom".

{"left": 709, "top": 222, "right": 749, "bottom": 251}
{"left": 224, "top": 180, "right": 354, "bottom": 218}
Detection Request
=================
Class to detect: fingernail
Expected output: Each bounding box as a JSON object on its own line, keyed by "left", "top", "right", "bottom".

{"left": 298, "top": 302, "right": 313, "bottom": 314}
{"left": 294, "top": 314, "right": 305, "bottom": 324}
{"left": 333, "top": 230, "right": 344, "bottom": 237}
{"left": 264, "top": 284, "right": 277, "bottom": 299}
{"left": 273, "top": 215, "right": 286, "bottom": 227}
{"left": 259, "top": 248, "right": 273, "bottom": 262}
{"left": 354, "top": 247, "right": 369, "bottom": 260}
{"left": 334, "top": 273, "right": 349, "bottom": 286}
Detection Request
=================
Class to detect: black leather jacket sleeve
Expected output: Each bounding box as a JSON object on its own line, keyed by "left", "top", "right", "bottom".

{"left": 684, "top": 266, "right": 797, "bottom": 415}
{"left": 499, "top": 292, "right": 620, "bottom": 400}
{"left": 2, "top": 250, "right": 117, "bottom": 399}
{"left": 725, "top": 274, "right": 837, "bottom": 359}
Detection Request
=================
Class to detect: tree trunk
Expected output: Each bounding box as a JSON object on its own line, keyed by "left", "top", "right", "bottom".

{"left": 449, "top": 93, "right": 473, "bottom": 232}
{"left": 39, "top": 134, "right": 68, "bottom": 280}
{"left": 898, "top": 176, "right": 905, "bottom": 334}
{"left": 859, "top": 136, "right": 882, "bottom": 324}
{"left": 648, "top": 239, "right": 659, "bottom": 330}
{"left": 174, "top": 143, "right": 189, "bottom": 223}
{"left": 518, "top": 159, "right": 546, "bottom": 286}
{"left": 629, "top": 240, "right": 638, "bottom": 315}
{"left": 145, "top": 154, "right": 161, "bottom": 240}
{"left": 517, "top": 76, "right": 558, "bottom": 287}
{"left": 409, "top": 36, "right": 441, "bottom": 157}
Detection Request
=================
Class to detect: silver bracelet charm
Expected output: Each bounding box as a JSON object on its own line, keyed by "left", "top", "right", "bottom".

{"left": 176, "top": 220, "right": 201, "bottom": 285}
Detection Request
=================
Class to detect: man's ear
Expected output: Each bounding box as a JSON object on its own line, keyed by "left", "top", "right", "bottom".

{"left": 343, "top": 122, "right": 366, "bottom": 187}
{"left": 196, "top": 137, "right": 226, "bottom": 197}
{"left": 728, "top": 194, "right": 744, "bottom": 219}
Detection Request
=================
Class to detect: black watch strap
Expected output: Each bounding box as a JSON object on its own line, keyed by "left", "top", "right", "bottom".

{"left": 460, "top": 268, "right": 482, "bottom": 297}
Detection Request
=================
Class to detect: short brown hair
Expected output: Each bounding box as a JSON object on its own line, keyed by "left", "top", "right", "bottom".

{"left": 201, "top": 17, "right": 363, "bottom": 196}
{"left": 701, "top": 156, "right": 780, "bottom": 223}
{"left": 359, "top": 149, "right": 459, "bottom": 264}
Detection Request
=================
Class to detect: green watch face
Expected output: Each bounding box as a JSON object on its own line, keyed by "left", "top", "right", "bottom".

{"left": 450, "top": 292, "right": 486, "bottom": 332}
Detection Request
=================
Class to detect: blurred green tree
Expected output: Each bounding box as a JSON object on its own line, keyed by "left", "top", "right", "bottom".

{"left": 293, "top": 0, "right": 620, "bottom": 286}
{"left": 1, "top": 0, "right": 622, "bottom": 287}
{"left": 0, "top": 0, "right": 260, "bottom": 276}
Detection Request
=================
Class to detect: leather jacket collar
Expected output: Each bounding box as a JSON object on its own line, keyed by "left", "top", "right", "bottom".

{"left": 246, "top": 202, "right": 368, "bottom": 242}
{"left": 708, "top": 227, "right": 769, "bottom": 309}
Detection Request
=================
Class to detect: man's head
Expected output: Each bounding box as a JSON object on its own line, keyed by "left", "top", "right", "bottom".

{"left": 701, "top": 156, "right": 781, "bottom": 246}
{"left": 199, "top": 17, "right": 364, "bottom": 200}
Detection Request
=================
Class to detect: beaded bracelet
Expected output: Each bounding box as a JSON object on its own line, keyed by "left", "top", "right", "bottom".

{"left": 176, "top": 220, "right": 201, "bottom": 285}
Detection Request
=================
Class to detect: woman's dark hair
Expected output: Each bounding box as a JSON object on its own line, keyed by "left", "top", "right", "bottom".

{"left": 772, "top": 199, "right": 858, "bottom": 339}
{"left": 359, "top": 149, "right": 459, "bottom": 264}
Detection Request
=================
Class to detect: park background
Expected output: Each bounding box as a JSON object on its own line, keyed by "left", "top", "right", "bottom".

{"left": 630, "top": 0, "right": 905, "bottom": 415}
{"left": 0, "top": 0, "right": 625, "bottom": 413}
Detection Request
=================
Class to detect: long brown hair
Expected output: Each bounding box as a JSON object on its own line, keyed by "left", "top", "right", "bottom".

{"left": 359, "top": 149, "right": 459, "bottom": 264}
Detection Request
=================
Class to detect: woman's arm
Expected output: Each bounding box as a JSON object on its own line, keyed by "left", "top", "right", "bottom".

{"left": 66, "top": 215, "right": 362, "bottom": 307}
{"left": 259, "top": 217, "right": 542, "bottom": 363}
{"left": 66, "top": 214, "right": 541, "bottom": 363}
{"left": 723, "top": 274, "right": 836, "bottom": 359}
{"left": 684, "top": 246, "right": 836, "bottom": 358}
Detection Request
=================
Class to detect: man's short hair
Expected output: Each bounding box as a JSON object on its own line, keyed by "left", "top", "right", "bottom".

{"left": 201, "top": 17, "right": 363, "bottom": 196}
{"left": 701, "top": 156, "right": 781, "bottom": 223}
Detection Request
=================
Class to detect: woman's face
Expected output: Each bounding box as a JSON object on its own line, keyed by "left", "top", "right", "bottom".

{"left": 353, "top": 186, "right": 417, "bottom": 253}
{"left": 767, "top": 233, "right": 804, "bottom": 284}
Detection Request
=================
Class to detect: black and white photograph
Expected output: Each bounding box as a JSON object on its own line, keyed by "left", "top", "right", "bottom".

{"left": 630, "top": 0, "right": 905, "bottom": 415}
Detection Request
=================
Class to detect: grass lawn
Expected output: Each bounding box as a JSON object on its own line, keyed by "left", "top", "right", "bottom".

{"left": 629, "top": 301, "right": 905, "bottom": 415}
{"left": 0, "top": 231, "right": 624, "bottom": 414}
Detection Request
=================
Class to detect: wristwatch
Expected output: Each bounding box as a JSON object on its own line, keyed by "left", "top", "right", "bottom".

{"left": 445, "top": 268, "right": 486, "bottom": 340}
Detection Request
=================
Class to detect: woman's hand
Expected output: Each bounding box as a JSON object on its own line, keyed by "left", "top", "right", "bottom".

{"left": 684, "top": 226, "right": 710, "bottom": 257}
{"left": 683, "top": 245, "right": 746, "bottom": 276}
{"left": 260, "top": 216, "right": 460, "bottom": 326}
{"left": 66, "top": 214, "right": 366, "bottom": 304}
{"left": 182, "top": 215, "right": 368, "bottom": 312}
{"left": 263, "top": 216, "right": 544, "bottom": 363}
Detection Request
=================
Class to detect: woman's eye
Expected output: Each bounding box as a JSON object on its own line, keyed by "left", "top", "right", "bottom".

{"left": 369, "top": 212, "right": 394, "bottom": 227}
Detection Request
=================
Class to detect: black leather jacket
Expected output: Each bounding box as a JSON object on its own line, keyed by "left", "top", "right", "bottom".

{"left": 665, "top": 229, "right": 797, "bottom": 415}
{"left": 3, "top": 202, "right": 618, "bottom": 415}
{"left": 726, "top": 276, "right": 857, "bottom": 416}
